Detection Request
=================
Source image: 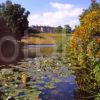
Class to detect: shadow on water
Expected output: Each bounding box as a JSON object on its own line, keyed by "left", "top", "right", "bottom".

{"left": 0, "top": 43, "right": 55, "bottom": 66}
{"left": 0, "top": 41, "right": 21, "bottom": 65}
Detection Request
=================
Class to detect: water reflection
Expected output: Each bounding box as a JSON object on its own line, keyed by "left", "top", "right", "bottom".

{"left": 0, "top": 44, "right": 56, "bottom": 64}
{"left": 38, "top": 75, "right": 76, "bottom": 100}
{"left": 22, "top": 44, "right": 56, "bottom": 58}
{"left": 0, "top": 43, "right": 77, "bottom": 100}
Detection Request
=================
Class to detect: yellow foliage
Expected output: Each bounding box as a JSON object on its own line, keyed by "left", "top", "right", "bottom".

{"left": 21, "top": 73, "right": 27, "bottom": 85}
{"left": 69, "top": 9, "right": 100, "bottom": 68}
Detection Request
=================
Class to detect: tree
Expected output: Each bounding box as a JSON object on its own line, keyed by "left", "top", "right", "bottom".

{"left": 28, "top": 27, "right": 40, "bottom": 34}
{"left": 90, "top": 0, "right": 100, "bottom": 10}
{"left": 54, "top": 26, "right": 63, "bottom": 33}
{"left": 0, "top": 0, "right": 30, "bottom": 40}
{"left": 80, "top": 0, "right": 100, "bottom": 23}
{"left": 68, "top": 1, "right": 100, "bottom": 98}
{"left": 64, "top": 25, "right": 72, "bottom": 34}
{"left": 5, "top": 0, "right": 12, "bottom": 6}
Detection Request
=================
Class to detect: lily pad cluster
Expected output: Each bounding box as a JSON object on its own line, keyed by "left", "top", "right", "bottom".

{"left": 0, "top": 53, "right": 70, "bottom": 100}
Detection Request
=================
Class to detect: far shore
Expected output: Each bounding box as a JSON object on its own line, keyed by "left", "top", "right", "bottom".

{"left": 21, "top": 33, "right": 68, "bottom": 45}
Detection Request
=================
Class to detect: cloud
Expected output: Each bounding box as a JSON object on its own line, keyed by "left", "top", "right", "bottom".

{"left": 50, "top": 2, "right": 73, "bottom": 10}
{"left": 28, "top": 2, "right": 83, "bottom": 28}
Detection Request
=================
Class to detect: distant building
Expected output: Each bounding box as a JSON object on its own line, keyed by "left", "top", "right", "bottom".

{"left": 31, "top": 25, "right": 55, "bottom": 33}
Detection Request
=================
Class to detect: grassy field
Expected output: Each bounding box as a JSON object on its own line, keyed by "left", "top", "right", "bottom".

{"left": 21, "top": 33, "right": 71, "bottom": 45}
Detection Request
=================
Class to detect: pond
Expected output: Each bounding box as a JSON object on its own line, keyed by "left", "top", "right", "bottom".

{"left": 0, "top": 66, "right": 76, "bottom": 100}
{"left": 22, "top": 44, "right": 56, "bottom": 57}
{"left": 24, "top": 44, "right": 56, "bottom": 48}
{"left": 0, "top": 44, "right": 77, "bottom": 100}
{"left": 38, "top": 75, "right": 76, "bottom": 100}
{"left": 0, "top": 43, "right": 57, "bottom": 64}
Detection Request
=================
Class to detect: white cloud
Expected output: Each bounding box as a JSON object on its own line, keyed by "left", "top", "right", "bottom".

{"left": 50, "top": 2, "right": 73, "bottom": 10}
{"left": 28, "top": 2, "right": 83, "bottom": 28}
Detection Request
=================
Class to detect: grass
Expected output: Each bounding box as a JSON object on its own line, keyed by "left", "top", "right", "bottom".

{"left": 21, "top": 33, "right": 70, "bottom": 45}
{"left": 21, "top": 33, "right": 72, "bottom": 55}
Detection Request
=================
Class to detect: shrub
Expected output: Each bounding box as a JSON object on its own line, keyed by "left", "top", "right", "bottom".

{"left": 68, "top": 3, "right": 100, "bottom": 99}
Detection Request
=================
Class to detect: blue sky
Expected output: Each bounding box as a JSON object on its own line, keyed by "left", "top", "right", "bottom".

{"left": 0, "top": 0, "right": 100, "bottom": 28}
{"left": 0, "top": 0, "right": 92, "bottom": 13}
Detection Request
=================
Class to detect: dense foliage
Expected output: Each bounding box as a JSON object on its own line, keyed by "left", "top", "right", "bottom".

{"left": 54, "top": 25, "right": 72, "bottom": 34}
{"left": 64, "top": 25, "right": 72, "bottom": 34}
{"left": 80, "top": 0, "right": 100, "bottom": 22}
{"left": 28, "top": 27, "right": 40, "bottom": 34}
{"left": 54, "top": 26, "right": 63, "bottom": 33}
{"left": 68, "top": 0, "right": 100, "bottom": 99}
{"left": 0, "top": 0, "right": 30, "bottom": 40}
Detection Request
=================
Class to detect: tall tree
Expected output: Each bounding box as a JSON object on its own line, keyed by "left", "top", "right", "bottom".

{"left": 64, "top": 25, "right": 72, "bottom": 34}
{"left": 55, "top": 26, "right": 63, "bottom": 33}
{"left": 80, "top": 0, "right": 100, "bottom": 23}
{"left": 0, "top": 0, "right": 30, "bottom": 40}
{"left": 90, "top": 0, "right": 100, "bottom": 10}
{"left": 68, "top": 0, "right": 100, "bottom": 98}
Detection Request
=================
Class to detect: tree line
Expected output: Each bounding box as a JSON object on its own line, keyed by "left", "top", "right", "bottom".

{"left": 28, "top": 25, "right": 72, "bottom": 34}
{"left": 54, "top": 25, "right": 72, "bottom": 34}
{"left": 0, "top": 0, "right": 73, "bottom": 41}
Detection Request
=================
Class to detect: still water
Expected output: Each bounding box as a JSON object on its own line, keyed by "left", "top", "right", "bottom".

{"left": 0, "top": 44, "right": 76, "bottom": 100}
{"left": 22, "top": 44, "right": 76, "bottom": 100}
{"left": 22, "top": 44, "right": 56, "bottom": 58}
{"left": 38, "top": 75, "right": 76, "bottom": 100}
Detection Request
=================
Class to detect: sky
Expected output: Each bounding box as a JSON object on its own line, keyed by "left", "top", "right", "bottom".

{"left": 0, "top": 0, "right": 100, "bottom": 28}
